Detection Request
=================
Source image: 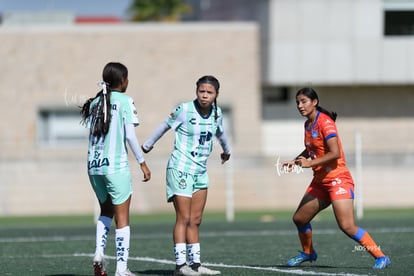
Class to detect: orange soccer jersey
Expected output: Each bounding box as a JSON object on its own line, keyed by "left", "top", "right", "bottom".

{"left": 304, "top": 111, "right": 350, "bottom": 182}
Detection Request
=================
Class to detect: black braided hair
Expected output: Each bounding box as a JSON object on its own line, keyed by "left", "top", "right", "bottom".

{"left": 80, "top": 62, "right": 128, "bottom": 138}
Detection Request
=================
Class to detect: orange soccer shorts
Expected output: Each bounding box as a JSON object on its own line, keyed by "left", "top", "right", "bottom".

{"left": 306, "top": 172, "right": 355, "bottom": 202}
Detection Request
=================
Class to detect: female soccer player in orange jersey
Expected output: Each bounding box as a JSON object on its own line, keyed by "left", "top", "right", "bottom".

{"left": 283, "top": 87, "right": 390, "bottom": 269}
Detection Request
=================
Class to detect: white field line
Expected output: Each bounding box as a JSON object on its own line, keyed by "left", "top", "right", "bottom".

{"left": 0, "top": 227, "right": 413, "bottom": 243}
{"left": 42, "top": 253, "right": 369, "bottom": 276}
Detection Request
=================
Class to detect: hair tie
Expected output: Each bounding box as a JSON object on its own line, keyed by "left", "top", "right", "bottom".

{"left": 97, "top": 81, "right": 109, "bottom": 94}
{"left": 97, "top": 81, "right": 109, "bottom": 123}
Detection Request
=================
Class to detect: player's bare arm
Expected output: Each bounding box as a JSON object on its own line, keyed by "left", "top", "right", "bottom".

{"left": 296, "top": 137, "right": 341, "bottom": 168}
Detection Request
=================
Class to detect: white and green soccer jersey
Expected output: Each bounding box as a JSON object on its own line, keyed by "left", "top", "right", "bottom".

{"left": 86, "top": 91, "right": 139, "bottom": 175}
{"left": 166, "top": 100, "right": 225, "bottom": 175}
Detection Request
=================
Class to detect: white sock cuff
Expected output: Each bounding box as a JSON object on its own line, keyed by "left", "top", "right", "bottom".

{"left": 175, "top": 243, "right": 186, "bottom": 249}
{"left": 115, "top": 226, "right": 130, "bottom": 234}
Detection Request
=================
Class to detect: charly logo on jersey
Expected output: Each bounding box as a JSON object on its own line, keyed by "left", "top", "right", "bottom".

{"left": 189, "top": 116, "right": 214, "bottom": 126}
{"left": 189, "top": 118, "right": 196, "bottom": 125}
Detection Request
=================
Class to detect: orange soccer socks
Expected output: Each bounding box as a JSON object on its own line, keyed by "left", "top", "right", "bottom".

{"left": 352, "top": 227, "right": 385, "bottom": 258}
{"left": 298, "top": 223, "right": 314, "bottom": 254}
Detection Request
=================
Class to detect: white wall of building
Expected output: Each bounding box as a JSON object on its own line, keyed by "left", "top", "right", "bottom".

{"left": 0, "top": 23, "right": 262, "bottom": 215}
{"left": 267, "top": 0, "right": 414, "bottom": 85}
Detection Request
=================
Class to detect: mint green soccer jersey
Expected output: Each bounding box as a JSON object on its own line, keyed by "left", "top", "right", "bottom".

{"left": 166, "top": 100, "right": 224, "bottom": 175}
{"left": 87, "top": 91, "right": 139, "bottom": 175}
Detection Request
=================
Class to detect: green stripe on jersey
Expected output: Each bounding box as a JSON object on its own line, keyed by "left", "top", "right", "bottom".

{"left": 87, "top": 91, "right": 139, "bottom": 175}
{"left": 166, "top": 101, "right": 222, "bottom": 175}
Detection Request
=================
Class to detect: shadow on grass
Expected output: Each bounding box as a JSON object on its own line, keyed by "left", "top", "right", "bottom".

{"left": 138, "top": 269, "right": 173, "bottom": 275}
{"left": 275, "top": 264, "right": 336, "bottom": 268}
{"left": 45, "top": 275, "right": 88, "bottom": 276}
{"left": 274, "top": 264, "right": 371, "bottom": 270}
{"left": 46, "top": 271, "right": 174, "bottom": 276}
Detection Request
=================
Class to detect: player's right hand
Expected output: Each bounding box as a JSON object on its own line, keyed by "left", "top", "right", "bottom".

{"left": 221, "top": 153, "right": 230, "bottom": 164}
{"left": 140, "top": 161, "right": 151, "bottom": 182}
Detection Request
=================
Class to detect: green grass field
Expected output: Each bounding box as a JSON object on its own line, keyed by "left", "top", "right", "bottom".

{"left": 0, "top": 208, "right": 413, "bottom": 275}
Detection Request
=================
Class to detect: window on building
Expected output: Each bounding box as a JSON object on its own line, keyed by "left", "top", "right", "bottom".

{"left": 384, "top": 1, "right": 414, "bottom": 35}
{"left": 262, "top": 86, "right": 296, "bottom": 120}
{"left": 38, "top": 109, "right": 88, "bottom": 146}
{"left": 263, "top": 86, "right": 290, "bottom": 103}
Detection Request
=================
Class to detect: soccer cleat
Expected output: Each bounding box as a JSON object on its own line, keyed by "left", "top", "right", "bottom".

{"left": 373, "top": 255, "right": 390, "bottom": 269}
{"left": 115, "top": 268, "right": 137, "bottom": 276}
{"left": 190, "top": 263, "right": 220, "bottom": 275}
{"left": 93, "top": 254, "right": 107, "bottom": 276}
{"left": 196, "top": 266, "right": 221, "bottom": 275}
{"left": 173, "top": 264, "right": 201, "bottom": 276}
{"left": 287, "top": 251, "right": 318, "bottom": 267}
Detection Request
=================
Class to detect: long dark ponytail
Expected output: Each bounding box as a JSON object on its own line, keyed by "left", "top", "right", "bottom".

{"left": 296, "top": 87, "right": 337, "bottom": 121}
{"left": 80, "top": 62, "right": 128, "bottom": 137}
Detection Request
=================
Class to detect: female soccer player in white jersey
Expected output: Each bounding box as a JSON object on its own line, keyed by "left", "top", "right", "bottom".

{"left": 142, "top": 75, "right": 231, "bottom": 276}
{"left": 80, "top": 62, "right": 151, "bottom": 276}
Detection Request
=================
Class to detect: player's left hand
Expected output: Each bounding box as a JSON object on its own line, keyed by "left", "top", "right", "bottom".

{"left": 295, "top": 156, "right": 311, "bottom": 168}
{"left": 221, "top": 153, "right": 230, "bottom": 164}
